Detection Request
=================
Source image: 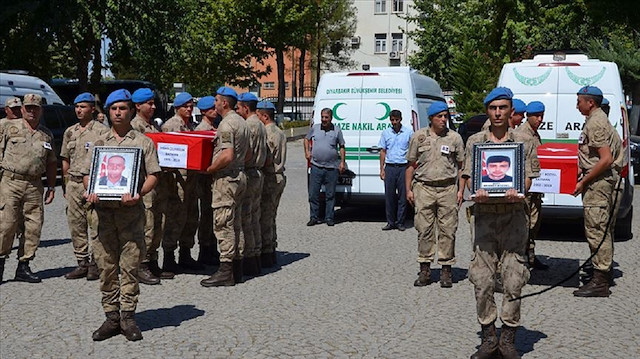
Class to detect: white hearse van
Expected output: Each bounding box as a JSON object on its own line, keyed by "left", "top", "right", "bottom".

{"left": 497, "top": 53, "right": 634, "bottom": 238}
{"left": 311, "top": 67, "right": 445, "bottom": 204}
{"left": 0, "top": 72, "right": 64, "bottom": 105}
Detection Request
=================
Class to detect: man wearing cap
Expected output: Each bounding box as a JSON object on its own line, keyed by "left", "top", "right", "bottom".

{"left": 406, "top": 102, "right": 464, "bottom": 288}
{"left": 200, "top": 86, "right": 249, "bottom": 287}
{"left": 515, "top": 101, "right": 548, "bottom": 270}
{"left": 0, "top": 94, "right": 57, "bottom": 284}
{"left": 83, "top": 89, "right": 161, "bottom": 341}
{"left": 193, "top": 96, "right": 220, "bottom": 266}
{"left": 158, "top": 92, "right": 203, "bottom": 274}
{"left": 573, "top": 86, "right": 623, "bottom": 298}
{"left": 256, "top": 100, "right": 286, "bottom": 267}
{"left": 378, "top": 110, "right": 413, "bottom": 232}
{"left": 237, "top": 92, "right": 267, "bottom": 275}
{"left": 462, "top": 87, "right": 540, "bottom": 359}
{"left": 61, "top": 92, "right": 109, "bottom": 281}
{"left": 304, "top": 108, "right": 346, "bottom": 226}
{"left": 1, "top": 97, "right": 23, "bottom": 124}
{"left": 481, "top": 98, "right": 526, "bottom": 131}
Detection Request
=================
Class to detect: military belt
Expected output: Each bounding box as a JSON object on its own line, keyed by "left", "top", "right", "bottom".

{"left": 421, "top": 178, "right": 456, "bottom": 187}
{"left": 68, "top": 175, "right": 84, "bottom": 183}
{"left": 214, "top": 168, "right": 244, "bottom": 178}
{"left": 475, "top": 203, "right": 522, "bottom": 214}
{"left": 5, "top": 171, "right": 41, "bottom": 181}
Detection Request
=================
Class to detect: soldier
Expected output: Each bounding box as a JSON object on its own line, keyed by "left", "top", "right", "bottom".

{"left": 1, "top": 96, "right": 23, "bottom": 124}
{"left": 256, "top": 100, "right": 287, "bottom": 267}
{"left": 159, "top": 92, "right": 203, "bottom": 274}
{"left": 236, "top": 92, "right": 267, "bottom": 275}
{"left": 572, "top": 86, "right": 623, "bottom": 298}
{"left": 406, "top": 101, "right": 464, "bottom": 288}
{"left": 515, "top": 101, "right": 548, "bottom": 270}
{"left": 61, "top": 92, "right": 109, "bottom": 281}
{"left": 0, "top": 94, "right": 56, "bottom": 283}
{"left": 481, "top": 98, "right": 526, "bottom": 131}
{"left": 463, "top": 87, "right": 540, "bottom": 359}
{"left": 200, "top": 87, "right": 249, "bottom": 287}
{"left": 83, "top": 89, "right": 161, "bottom": 342}
{"left": 194, "top": 96, "right": 220, "bottom": 265}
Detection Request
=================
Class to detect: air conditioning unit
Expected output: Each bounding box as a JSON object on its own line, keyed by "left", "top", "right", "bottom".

{"left": 350, "top": 36, "right": 361, "bottom": 46}
{"left": 389, "top": 51, "right": 400, "bottom": 60}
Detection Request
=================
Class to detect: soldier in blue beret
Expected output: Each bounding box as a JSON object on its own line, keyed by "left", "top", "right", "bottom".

{"left": 510, "top": 98, "right": 527, "bottom": 128}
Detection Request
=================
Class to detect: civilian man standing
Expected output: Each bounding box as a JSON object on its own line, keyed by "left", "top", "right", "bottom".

{"left": 378, "top": 109, "right": 413, "bottom": 231}
{"left": 304, "top": 108, "right": 345, "bottom": 226}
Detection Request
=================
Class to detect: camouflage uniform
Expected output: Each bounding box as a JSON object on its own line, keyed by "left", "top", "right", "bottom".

{"left": 260, "top": 122, "right": 287, "bottom": 255}
{"left": 212, "top": 110, "right": 248, "bottom": 263}
{"left": 83, "top": 129, "right": 161, "bottom": 312}
{"left": 194, "top": 120, "right": 216, "bottom": 249}
{"left": 240, "top": 114, "right": 267, "bottom": 259}
{"left": 578, "top": 108, "right": 622, "bottom": 273}
{"left": 60, "top": 120, "right": 109, "bottom": 262}
{"left": 406, "top": 127, "right": 464, "bottom": 265}
{"left": 463, "top": 129, "right": 540, "bottom": 327}
{"left": 0, "top": 119, "right": 56, "bottom": 261}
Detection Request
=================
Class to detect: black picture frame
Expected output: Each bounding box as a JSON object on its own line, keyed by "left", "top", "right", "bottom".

{"left": 87, "top": 146, "right": 142, "bottom": 200}
{"left": 471, "top": 142, "right": 525, "bottom": 197}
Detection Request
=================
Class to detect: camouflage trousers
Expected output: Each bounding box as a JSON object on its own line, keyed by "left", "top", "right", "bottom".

{"left": 413, "top": 181, "right": 458, "bottom": 265}
{"left": 142, "top": 189, "right": 163, "bottom": 262}
{"left": 90, "top": 204, "right": 145, "bottom": 313}
{"left": 583, "top": 174, "right": 621, "bottom": 272}
{"left": 65, "top": 179, "right": 97, "bottom": 261}
{"left": 157, "top": 171, "right": 197, "bottom": 252}
{"left": 260, "top": 173, "right": 286, "bottom": 254}
{"left": 524, "top": 193, "right": 542, "bottom": 253}
{"left": 212, "top": 170, "right": 247, "bottom": 263}
{"left": 196, "top": 174, "right": 215, "bottom": 247}
{"left": 0, "top": 176, "right": 43, "bottom": 261}
{"left": 240, "top": 169, "right": 263, "bottom": 258}
{"left": 469, "top": 203, "right": 529, "bottom": 327}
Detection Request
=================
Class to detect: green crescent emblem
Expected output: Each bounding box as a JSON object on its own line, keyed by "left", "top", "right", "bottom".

{"left": 566, "top": 67, "right": 606, "bottom": 86}
{"left": 513, "top": 68, "right": 552, "bottom": 86}
{"left": 333, "top": 102, "right": 346, "bottom": 121}
{"left": 376, "top": 102, "right": 391, "bottom": 121}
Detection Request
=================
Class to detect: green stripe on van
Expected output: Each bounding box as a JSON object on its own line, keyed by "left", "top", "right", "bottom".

{"left": 346, "top": 155, "right": 380, "bottom": 160}
{"left": 541, "top": 139, "right": 579, "bottom": 144}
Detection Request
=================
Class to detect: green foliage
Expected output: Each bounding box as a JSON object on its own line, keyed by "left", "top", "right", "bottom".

{"left": 449, "top": 43, "right": 496, "bottom": 116}
{"left": 281, "top": 120, "right": 310, "bottom": 129}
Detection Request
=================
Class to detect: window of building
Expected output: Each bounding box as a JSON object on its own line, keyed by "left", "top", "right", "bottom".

{"left": 393, "top": 0, "right": 404, "bottom": 12}
{"left": 391, "top": 33, "right": 403, "bottom": 52}
{"left": 263, "top": 82, "right": 275, "bottom": 90}
{"left": 375, "top": 0, "right": 386, "bottom": 13}
{"left": 375, "top": 33, "right": 387, "bottom": 53}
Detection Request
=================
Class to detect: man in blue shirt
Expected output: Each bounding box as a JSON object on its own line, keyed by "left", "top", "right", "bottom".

{"left": 378, "top": 110, "right": 413, "bottom": 231}
{"left": 304, "top": 108, "right": 346, "bottom": 226}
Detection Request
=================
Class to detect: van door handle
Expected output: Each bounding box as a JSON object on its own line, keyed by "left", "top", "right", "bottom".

{"left": 366, "top": 146, "right": 381, "bottom": 153}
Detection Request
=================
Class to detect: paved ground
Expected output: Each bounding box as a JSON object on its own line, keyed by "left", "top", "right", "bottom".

{"left": 1, "top": 140, "right": 639, "bottom": 358}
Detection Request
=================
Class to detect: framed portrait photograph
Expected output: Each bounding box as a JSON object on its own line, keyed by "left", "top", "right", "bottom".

{"left": 87, "top": 146, "right": 142, "bottom": 201}
{"left": 471, "top": 142, "right": 525, "bottom": 197}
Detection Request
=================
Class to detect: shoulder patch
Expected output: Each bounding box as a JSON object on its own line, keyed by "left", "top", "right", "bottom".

{"left": 220, "top": 131, "right": 232, "bottom": 143}
{"left": 9, "top": 126, "right": 19, "bottom": 135}
{"left": 417, "top": 134, "right": 426, "bottom": 143}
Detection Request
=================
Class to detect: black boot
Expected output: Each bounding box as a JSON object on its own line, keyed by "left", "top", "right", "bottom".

{"left": 499, "top": 325, "right": 521, "bottom": 359}
{"left": 92, "top": 311, "right": 121, "bottom": 341}
{"left": 178, "top": 247, "right": 205, "bottom": 270}
{"left": 149, "top": 259, "right": 174, "bottom": 279}
{"left": 86, "top": 260, "right": 99, "bottom": 281}
{"left": 440, "top": 265, "right": 453, "bottom": 288}
{"left": 233, "top": 259, "right": 244, "bottom": 284}
{"left": 65, "top": 258, "right": 89, "bottom": 280}
{"left": 573, "top": 270, "right": 611, "bottom": 297}
{"left": 0, "top": 257, "right": 5, "bottom": 283}
{"left": 470, "top": 323, "right": 499, "bottom": 359}
{"left": 137, "top": 262, "right": 160, "bottom": 285}
{"left": 162, "top": 250, "right": 179, "bottom": 275}
{"left": 243, "top": 256, "right": 258, "bottom": 276}
{"left": 413, "top": 262, "right": 431, "bottom": 286}
{"left": 272, "top": 251, "right": 277, "bottom": 266}
{"left": 15, "top": 261, "right": 41, "bottom": 283}
{"left": 197, "top": 245, "right": 220, "bottom": 266}
{"left": 200, "top": 262, "right": 234, "bottom": 287}
{"left": 120, "top": 310, "right": 143, "bottom": 341}
{"left": 261, "top": 252, "right": 273, "bottom": 268}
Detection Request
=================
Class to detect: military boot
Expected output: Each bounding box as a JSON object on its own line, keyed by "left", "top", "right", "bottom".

{"left": 413, "top": 262, "right": 431, "bottom": 287}
{"left": 243, "top": 256, "right": 258, "bottom": 276}
{"left": 137, "top": 263, "right": 160, "bottom": 285}
{"left": 178, "top": 247, "right": 205, "bottom": 270}
{"left": 197, "top": 245, "right": 220, "bottom": 266}
{"left": 65, "top": 258, "right": 89, "bottom": 280}
{"left": 470, "top": 323, "right": 499, "bottom": 359}
{"left": 233, "top": 259, "right": 244, "bottom": 284}
{"left": 15, "top": 261, "right": 41, "bottom": 283}
{"left": 149, "top": 259, "right": 174, "bottom": 279}
{"left": 86, "top": 260, "right": 99, "bottom": 281}
{"left": 573, "top": 269, "right": 611, "bottom": 297}
{"left": 440, "top": 265, "right": 453, "bottom": 288}
{"left": 162, "top": 250, "right": 179, "bottom": 275}
{"left": 271, "top": 252, "right": 277, "bottom": 266}
{"left": 200, "top": 262, "right": 234, "bottom": 287}
{"left": 261, "top": 252, "right": 273, "bottom": 268}
{"left": 499, "top": 325, "right": 521, "bottom": 359}
{"left": 120, "top": 310, "right": 143, "bottom": 341}
{"left": 0, "top": 257, "right": 5, "bottom": 283}
{"left": 255, "top": 255, "right": 262, "bottom": 274}
{"left": 92, "top": 311, "right": 121, "bottom": 341}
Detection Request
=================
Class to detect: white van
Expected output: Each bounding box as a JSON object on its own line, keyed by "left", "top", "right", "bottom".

{"left": 497, "top": 53, "right": 634, "bottom": 238}
{"left": 311, "top": 67, "right": 444, "bottom": 204}
{"left": 0, "top": 72, "right": 64, "bottom": 105}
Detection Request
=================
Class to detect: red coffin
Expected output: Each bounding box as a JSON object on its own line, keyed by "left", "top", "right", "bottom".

{"left": 146, "top": 130, "right": 216, "bottom": 171}
{"left": 536, "top": 142, "right": 578, "bottom": 194}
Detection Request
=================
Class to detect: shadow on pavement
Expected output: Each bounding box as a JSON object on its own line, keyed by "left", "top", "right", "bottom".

{"left": 247, "top": 251, "right": 310, "bottom": 280}
{"left": 38, "top": 266, "right": 76, "bottom": 279}
{"left": 528, "top": 257, "right": 580, "bottom": 288}
{"left": 12, "top": 238, "right": 71, "bottom": 251}
{"left": 137, "top": 304, "right": 205, "bottom": 332}
{"left": 334, "top": 204, "right": 416, "bottom": 230}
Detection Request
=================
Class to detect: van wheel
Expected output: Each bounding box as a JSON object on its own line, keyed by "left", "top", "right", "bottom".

{"left": 615, "top": 206, "right": 633, "bottom": 240}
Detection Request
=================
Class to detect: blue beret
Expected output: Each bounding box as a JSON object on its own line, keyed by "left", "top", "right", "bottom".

{"left": 197, "top": 96, "right": 215, "bottom": 110}
{"left": 104, "top": 89, "right": 132, "bottom": 108}
{"left": 577, "top": 86, "right": 603, "bottom": 96}
{"left": 132, "top": 88, "right": 154, "bottom": 103}
{"left": 427, "top": 101, "right": 448, "bottom": 117}
{"left": 238, "top": 92, "right": 259, "bottom": 102}
{"left": 257, "top": 100, "right": 276, "bottom": 110}
{"left": 216, "top": 86, "right": 238, "bottom": 100}
{"left": 512, "top": 99, "right": 526, "bottom": 114}
{"left": 526, "top": 101, "right": 545, "bottom": 114}
{"left": 602, "top": 98, "right": 609, "bottom": 106}
{"left": 74, "top": 92, "right": 95, "bottom": 104}
{"left": 483, "top": 87, "right": 513, "bottom": 106}
{"left": 174, "top": 92, "right": 193, "bottom": 107}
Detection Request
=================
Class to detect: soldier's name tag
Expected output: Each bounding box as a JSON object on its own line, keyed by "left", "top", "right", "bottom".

{"left": 440, "top": 145, "right": 450, "bottom": 154}
{"left": 85, "top": 142, "right": 92, "bottom": 149}
{"left": 43, "top": 142, "right": 52, "bottom": 150}
{"left": 578, "top": 133, "right": 586, "bottom": 144}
